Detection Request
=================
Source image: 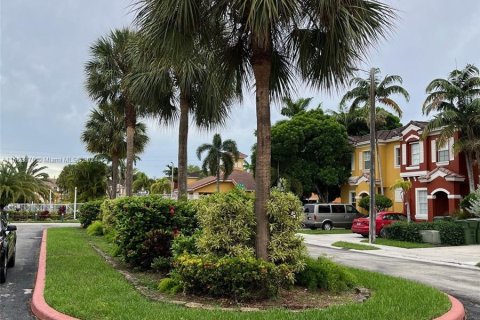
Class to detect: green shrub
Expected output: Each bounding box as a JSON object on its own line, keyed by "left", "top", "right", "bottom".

{"left": 151, "top": 256, "right": 172, "bottom": 272}
{"left": 194, "top": 189, "right": 306, "bottom": 283}
{"left": 86, "top": 220, "right": 104, "bottom": 236}
{"left": 451, "top": 209, "right": 474, "bottom": 220}
{"left": 295, "top": 257, "right": 357, "bottom": 292}
{"left": 358, "top": 194, "right": 393, "bottom": 211}
{"left": 171, "top": 232, "right": 199, "bottom": 257}
{"left": 158, "top": 277, "right": 182, "bottom": 294}
{"left": 385, "top": 221, "right": 465, "bottom": 245}
{"left": 102, "top": 195, "right": 198, "bottom": 269}
{"left": 79, "top": 200, "right": 104, "bottom": 228}
{"left": 173, "top": 254, "right": 282, "bottom": 301}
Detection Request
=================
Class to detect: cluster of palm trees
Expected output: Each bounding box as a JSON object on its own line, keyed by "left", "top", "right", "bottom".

{"left": 82, "top": 0, "right": 396, "bottom": 259}
{"left": 0, "top": 157, "right": 49, "bottom": 212}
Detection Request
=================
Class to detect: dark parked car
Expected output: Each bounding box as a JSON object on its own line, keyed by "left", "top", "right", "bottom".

{"left": 0, "top": 216, "right": 17, "bottom": 283}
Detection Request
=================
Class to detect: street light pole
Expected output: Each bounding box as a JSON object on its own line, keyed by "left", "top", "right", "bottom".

{"left": 369, "top": 68, "right": 377, "bottom": 244}
{"left": 170, "top": 162, "right": 174, "bottom": 199}
{"left": 73, "top": 186, "right": 78, "bottom": 220}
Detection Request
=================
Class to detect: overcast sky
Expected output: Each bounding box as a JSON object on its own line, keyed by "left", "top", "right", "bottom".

{"left": 1, "top": 0, "right": 480, "bottom": 178}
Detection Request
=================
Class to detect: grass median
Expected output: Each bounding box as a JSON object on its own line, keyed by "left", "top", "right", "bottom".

{"left": 44, "top": 227, "right": 450, "bottom": 320}
{"left": 361, "top": 239, "right": 434, "bottom": 249}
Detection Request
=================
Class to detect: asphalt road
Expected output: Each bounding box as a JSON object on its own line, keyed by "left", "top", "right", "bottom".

{"left": 307, "top": 244, "right": 480, "bottom": 319}
{"left": 0, "top": 223, "right": 79, "bottom": 320}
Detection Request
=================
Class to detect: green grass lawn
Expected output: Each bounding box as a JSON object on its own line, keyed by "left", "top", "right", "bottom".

{"left": 298, "top": 228, "right": 353, "bottom": 235}
{"left": 332, "top": 241, "right": 379, "bottom": 250}
{"left": 44, "top": 228, "right": 450, "bottom": 320}
{"left": 360, "top": 239, "right": 434, "bottom": 249}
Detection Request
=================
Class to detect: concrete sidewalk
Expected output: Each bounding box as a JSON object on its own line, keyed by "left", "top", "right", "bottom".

{"left": 301, "top": 232, "right": 480, "bottom": 270}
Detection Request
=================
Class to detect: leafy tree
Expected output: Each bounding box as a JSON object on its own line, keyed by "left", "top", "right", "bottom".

{"left": 82, "top": 103, "right": 149, "bottom": 198}
{"left": 390, "top": 178, "right": 412, "bottom": 222}
{"left": 331, "top": 107, "right": 403, "bottom": 136}
{"left": 150, "top": 178, "right": 171, "bottom": 195}
{"left": 196, "top": 134, "right": 239, "bottom": 192}
{"left": 422, "top": 64, "right": 480, "bottom": 192}
{"left": 163, "top": 165, "right": 178, "bottom": 184}
{"left": 57, "top": 159, "right": 107, "bottom": 202}
{"left": 270, "top": 109, "right": 352, "bottom": 201}
{"left": 0, "top": 160, "right": 47, "bottom": 211}
{"left": 85, "top": 28, "right": 144, "bottom": 196}
{"left": 134, "top": 0, "right": 396, "bottom": 260}
{"left": 358, "top": 194, "right": 393, "bottom": 211}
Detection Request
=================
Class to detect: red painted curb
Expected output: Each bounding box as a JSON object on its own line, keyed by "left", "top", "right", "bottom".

{"left": 31, "top": 229, "right": 79, "bottom": 320}
{"left": 434, "top": 295, "right": 466, "bottom": 320}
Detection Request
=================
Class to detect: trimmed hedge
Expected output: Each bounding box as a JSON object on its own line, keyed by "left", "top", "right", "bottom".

{"left": 100, "top": 195, "right": 198, "bottom": 269}
{"left": 5, "top": 210, "right": 74, "bottom": 221}
{"left": 295, "top": 257, "right": 357, "bottom": 292}
{"left": 79, "top": 200, "right": 104, "bottom": 228}
{"left": 385, "top": 221, "right": 465, "bottom": 245}
{"left": 173, "top": 254, "right": 282, "bottom": 301}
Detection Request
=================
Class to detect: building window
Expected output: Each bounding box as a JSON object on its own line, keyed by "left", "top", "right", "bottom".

{"left": 416, "top": 189, "right": 428, "bottom": 219}
{"left": 394, "top": 188, "right": 403, "bottom": 203}
{"left": 349, "top": 191, "right": 356, "bottom": 208}
{"left": 363, "top": 151, "right": 371, "bottom": 170}
{"left": 394, "top": 146, "right": 401, "bottom": 167}
{"left": 438, "top": 142, "right": 449, "bottom": 162}
{"left": 410, "top": 142, "right": 420, "bottom": 165}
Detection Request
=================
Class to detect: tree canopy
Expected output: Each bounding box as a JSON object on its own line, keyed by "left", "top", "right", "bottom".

{"left": 270, "top": 109, "right": 352, "bottom": 201}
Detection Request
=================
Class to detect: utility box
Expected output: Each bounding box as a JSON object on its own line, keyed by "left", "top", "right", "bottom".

{"left": 455, "top": 220, "right": 477, "bottom": 245}
{"left": 466, "top": 218, "right": 480, "bottom": 244}
{"left": 419, "top": 230, "right": 441, "bottom": 244}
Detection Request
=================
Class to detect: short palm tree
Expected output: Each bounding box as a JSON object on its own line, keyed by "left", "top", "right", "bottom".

{"left": 11, "top": 156, "right": 49, "bottom": 181}
{"left": 0, "top": 160, "right": 46, "bottom": 211}
{"left": 422, "top": 64, "right": 480, "bottom": 192}
{"left": 85, "top": 28, "right": 143, "bottom": 196}
{"left": 134, "top": 0, "right": 396, "bottom": 260}
{"left": 197, "top": 134, "right": 239, "bottom": 193}
{"left": 341, "top": 68, "right": 409, "bottom": 194}
{"left": 390, "top": 178, "right": 412, "bottom": 223}
{"left": 82, "top": 103, "right": 149, "bottom": 198}
{"left": 132, "top": 171, "right": 154, "bottom": 193}
{"left": 150, "top": 178, "right": 171, "bottom": 195}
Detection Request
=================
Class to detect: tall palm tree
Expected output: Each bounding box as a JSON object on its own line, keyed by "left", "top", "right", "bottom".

{"left": 85, "top": 28, "right": 142, "bottom": 196}
{"left": 341, "top": 69, "right": 409, "bottom": 194}
{"left": 134, "top": 0, "right": 396, "bottom": 260}
{"left": 422, "top": 64, "right": 480, "bottom": 192}
{"left": 280, "top": 97, "right": 313, "bottom": 118}
{"left": 82, "top": 103, "right": 149, "bottom": 198}
{"left": 130, "top": 19, "right": 238, "bottom": 200}
{"left": 197, "top": 134, "right": 239, "bottom": 192}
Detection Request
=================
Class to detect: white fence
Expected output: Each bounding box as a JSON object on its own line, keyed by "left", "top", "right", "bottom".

{"left": 4, "top": 203, "right": 83, "bottom": 214}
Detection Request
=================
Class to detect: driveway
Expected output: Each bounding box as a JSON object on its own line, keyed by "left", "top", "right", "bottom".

{"left": 0, "top": 223, "right": 80, "bottom": 320}
{"left": 304, "top": 233, "right": 480, "bottom": 319}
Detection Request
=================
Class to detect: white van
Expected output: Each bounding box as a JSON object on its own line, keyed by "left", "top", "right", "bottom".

{"left": 303, "top": 203, "right": 359, "bottom": 230}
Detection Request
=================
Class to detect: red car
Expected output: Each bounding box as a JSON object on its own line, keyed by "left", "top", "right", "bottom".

{"left": 351, "top": 211, "right": 408, "bottom": 238}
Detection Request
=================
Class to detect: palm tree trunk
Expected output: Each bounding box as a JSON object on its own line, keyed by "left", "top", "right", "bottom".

{"left": 111, "top": 153, "right": 119, "bottom": 199}
{"left": 252, "top": 34, "right": 272, "bottom": 261}
{"left": 125, "top": 102, "right": 136, "bottom": 196}
{"left": 177, "top": 92, "right": 189, "bottom": 200}
{"left": 465, "top": 151, "right": 475, "bottom": 193}
{"left": 216, "top": 152, "right": 220, "bottom": 193}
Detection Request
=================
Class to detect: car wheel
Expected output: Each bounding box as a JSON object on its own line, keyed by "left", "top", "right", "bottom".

{"left": 7, "top": 248, "right": 15, "bottom": 268}
{"left": 0, "top": 253, "right": 7, "bottom": 284}
{"left": 322, "top": 222, "right": 333, "bottom": 231}
{"left": 380, "top": 228, "right": 387, "bottom": 239}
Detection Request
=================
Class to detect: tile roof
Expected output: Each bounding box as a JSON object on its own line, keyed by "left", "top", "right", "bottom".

{"left": 349, "top": 120, "right": 430, "bottom": 145}
{"left": 187, "top": 169, "right": 255, "bottom": 192}
{"left": 418, "top": 167, "right": 465, "bottom": 182}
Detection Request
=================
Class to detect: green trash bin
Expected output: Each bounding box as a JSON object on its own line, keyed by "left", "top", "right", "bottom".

{"left": 455, "top": 220, "right": 477, "bottom": 245}
{"left": 466, "top": 218, "right": 480, "bottom": 244}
